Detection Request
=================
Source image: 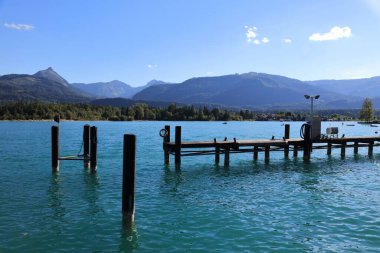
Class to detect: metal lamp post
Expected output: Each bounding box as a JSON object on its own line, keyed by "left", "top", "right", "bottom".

{"left": 304, "top": 95, "right": 320, "bottom": 118}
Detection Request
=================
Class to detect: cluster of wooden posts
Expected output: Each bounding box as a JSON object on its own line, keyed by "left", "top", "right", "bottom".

{"left": 51, "top": 124, "right": 98, "bottom": 173}
{"left": 51, "top": 124, "right": 136, "bottom": 221}
{"left": 162, "top": 124, "right": 380, "bottom": 166}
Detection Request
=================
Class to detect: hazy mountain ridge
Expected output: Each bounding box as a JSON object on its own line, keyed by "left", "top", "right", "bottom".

{"left": 133, "top": 72, "right": 350, "bottom": 109}
{"left": 71, "top": 79, "right": 167, "bottom": 99}
{"left": 307, "top": 77, "right": 380, "bottom": 98}
{"left": 1, "top": 68, "right": 380, "bottom": 109}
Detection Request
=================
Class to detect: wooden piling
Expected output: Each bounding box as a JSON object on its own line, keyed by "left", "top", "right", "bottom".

{"left": 83, "top": 124, "right": 90, "bottom": 168}
{"left": 90, "top": 126, "right": 98, "bottom": 172}
{"left": 214, "top": 139, "right": 220, "bottom": 164}
{"left": 284, "top": 124, "right": 290, "bottom": 157}
{"left": 293, "top": 145, "right": 298, "bottom": 157}
{"left": 175, "top": 126, "right": 181, "bottom": 166}
{"left": 368, "top": 141, "right": 374, "bottom": 157}
{"left": 303, "top": 124, "right": 311, "bottom": 160}
{"left": 265, "top": 146, "right": 270, "bottom": 162}
{"left": 122, "top": 134, "right": 136, "bottom": 221}
{"left": 341, "top": 142, "right": 346, "bottom": 158}
{"left": 215, "top": 147, "right": 220, "bottom": 164}
{"left": 284, "top": 124, "right": 290, "bottom": 139}
{"left": 354, "top": 141, "right": 359, "bottom": 154}
{"left": 164, "top": 125, "right": 170, "bottom": 165}
{"left": 51, "top": 126, "right": 59, "bottom": 173}
{"left": 327, "top": 143, "right": 332, "bottom": 155}
{"left": 253, "top": 146, "right": 259, "bottom": 160}
{"left": 224, "top": 147, "right": 230, "bottom": 166}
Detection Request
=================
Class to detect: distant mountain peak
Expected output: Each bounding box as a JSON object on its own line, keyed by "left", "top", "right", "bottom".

{"left": 145, "top": 79, "right": 167, "bottom": 87}
{"left": 34, "top": 67, "right": 69, "bottom": 87}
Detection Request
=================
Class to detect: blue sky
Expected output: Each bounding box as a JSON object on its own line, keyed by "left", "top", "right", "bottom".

{"left": 1, "top": 0, "right": 380, "bottom": 87}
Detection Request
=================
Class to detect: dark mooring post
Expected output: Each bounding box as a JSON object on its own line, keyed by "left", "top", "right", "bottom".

{"left": 368, "top": 141, "right": 374, "bottom": 157}
{"left": 253, "top": 146, "right": 259, "bottom": 160}
{"left": 214, "top": 139, "right": 220, "bottom": 164}
{"left": 327, "top": 143, "right": 332, "bottom": 155}
{"left": 175, "top": 126, "right": 181, "bottom": 166}
{"left": 293, "top": 145, "right": 298, "bottom": 157}
{"left": 303, "top": 124, "right": 311, "bottom": 160}
{"left": 284, "top": 124, "right": 290, "bottom": 139}
{"left": 83, "top": 124, "right": 90, "bottom": 168}
{"left": 51, "top": 126, "right": 59, "bottom": 173}
{"left": 90, "top": 126, "right": 98, "bottom": 172}
{"left": 224, "top": 147, "right": 230, "bottom": 166}
{"left": 265, "top": 146, "right": 270, "bottom": 162}
{"left": 122, "top": 134, "right": 136, "bottom": 222}
{"left": 284, "top": 124, "right": 290, "bottom": 157}
{"left": 341, "top": 142, "right": 346, "bottom": 158}
{"left": 354, "top": 141, "right": 359, "bottom": 154}
{"left": 164, "top": 125, "right": 170, "bottom": 165}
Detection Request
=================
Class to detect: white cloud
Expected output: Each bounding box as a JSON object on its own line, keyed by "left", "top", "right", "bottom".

{"left": 283, "top": 38, "right": 292, "bottom": 43}
{"left": 245, "top": 26, "right": 270, "bottom": 45}
{"left": 309, "top": 26, "right": 352, "bottom": 41}
{"left": 4, "top": 23, "right": 34, "bottom": 30}
{"left": 245, "top": 26, "right": 258, "bottom": 42}
{"left": 147, "top": 64, "right": 157, "bottom": 69}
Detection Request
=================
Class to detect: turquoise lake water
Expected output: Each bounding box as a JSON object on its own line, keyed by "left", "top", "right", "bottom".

{"left": 0, "top": 121, "right": 380, "bottom": 252}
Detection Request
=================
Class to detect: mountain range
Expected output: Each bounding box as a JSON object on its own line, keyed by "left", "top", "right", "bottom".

{"left": 0, "top": 68, "right": 89, "bottom": 102}
{"left": 71, "top": 79, "right": 166, "bottom": 98}
{"left": 1, "top": 67, "right": 380, "bottom": 110}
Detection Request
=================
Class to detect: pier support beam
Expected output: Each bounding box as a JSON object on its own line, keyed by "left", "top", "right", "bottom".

{"left": 293, "top": 145, "right": 298, "bottom": 157}
{"left": 354, "top": 141, "right": 359, "bottom": 154}
{"left": 51, "top": 126, "right": 59, "bottom": 173}
{"left": 175, "top": 126, "right": 181, "bottom": 166}
{"left": 83, "top": 124, "right": 90, "bottom": 168}
{"left": 253, "top": 146, "right": 258, "bottom": 160}
{"left": 368, "top": 141, "right": 374, "bottom": 157}
{"left": 303, "top": 124, "right": 311, "bottom": 160}
{"left": 214, "top": 139, "right": 220, "bottom": 164}
{"left": 284, "top": 124, "right": 290, "bottom": 157}
{"left": 341, "top": 142, "right": 346, "bottom": 158}
{"left": 265, "top": 146, "right": 270, "bottom": 163}
{"left": 327, "top": 143, "right": 332, "bottom": 155}
{"left": 90, "top": 126, "right": 98, "bottom": 172}
{"left": 215, "top": 147, "right": 220, "bottom": 164}
{"left": 224, "top": 147, "right": 230, "bottom": 166}
{"left": 164, "top": 125, "right": 170, "bottom": 165}
{"left": 122, "top": 134, "right": 136, "bottom": 222}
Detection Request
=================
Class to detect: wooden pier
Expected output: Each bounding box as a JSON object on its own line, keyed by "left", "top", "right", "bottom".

{"left": 161, "top": 124, "right": 380, "bottom": 166}
{"left": 51, "top": 122, "right": 98, "bottom": 173}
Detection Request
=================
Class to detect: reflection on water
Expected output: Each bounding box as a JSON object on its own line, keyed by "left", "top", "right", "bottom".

{"left": 82, "top": 170, "right": 102, "bottom": 216}
{"left": 48, "top": 174, "right": 65, "bottom": 219}
{"left": 119, "top": 219, "right": 139, "bottom": 252}
{"left": 162, "top": 167, "right": 185, "bottom": 193}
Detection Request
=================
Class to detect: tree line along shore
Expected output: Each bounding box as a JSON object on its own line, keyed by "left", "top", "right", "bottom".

{"left": 0, "top": 101, "right": 375, "bottom": 122}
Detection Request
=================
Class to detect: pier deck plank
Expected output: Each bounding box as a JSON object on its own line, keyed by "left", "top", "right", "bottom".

{"left": 166, "top": 136, "right": 380, "bottom": 149}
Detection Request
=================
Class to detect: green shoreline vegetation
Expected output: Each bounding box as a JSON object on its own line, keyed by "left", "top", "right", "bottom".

{"left": 0, "top": 101, "right": 372, "bottom": 121}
